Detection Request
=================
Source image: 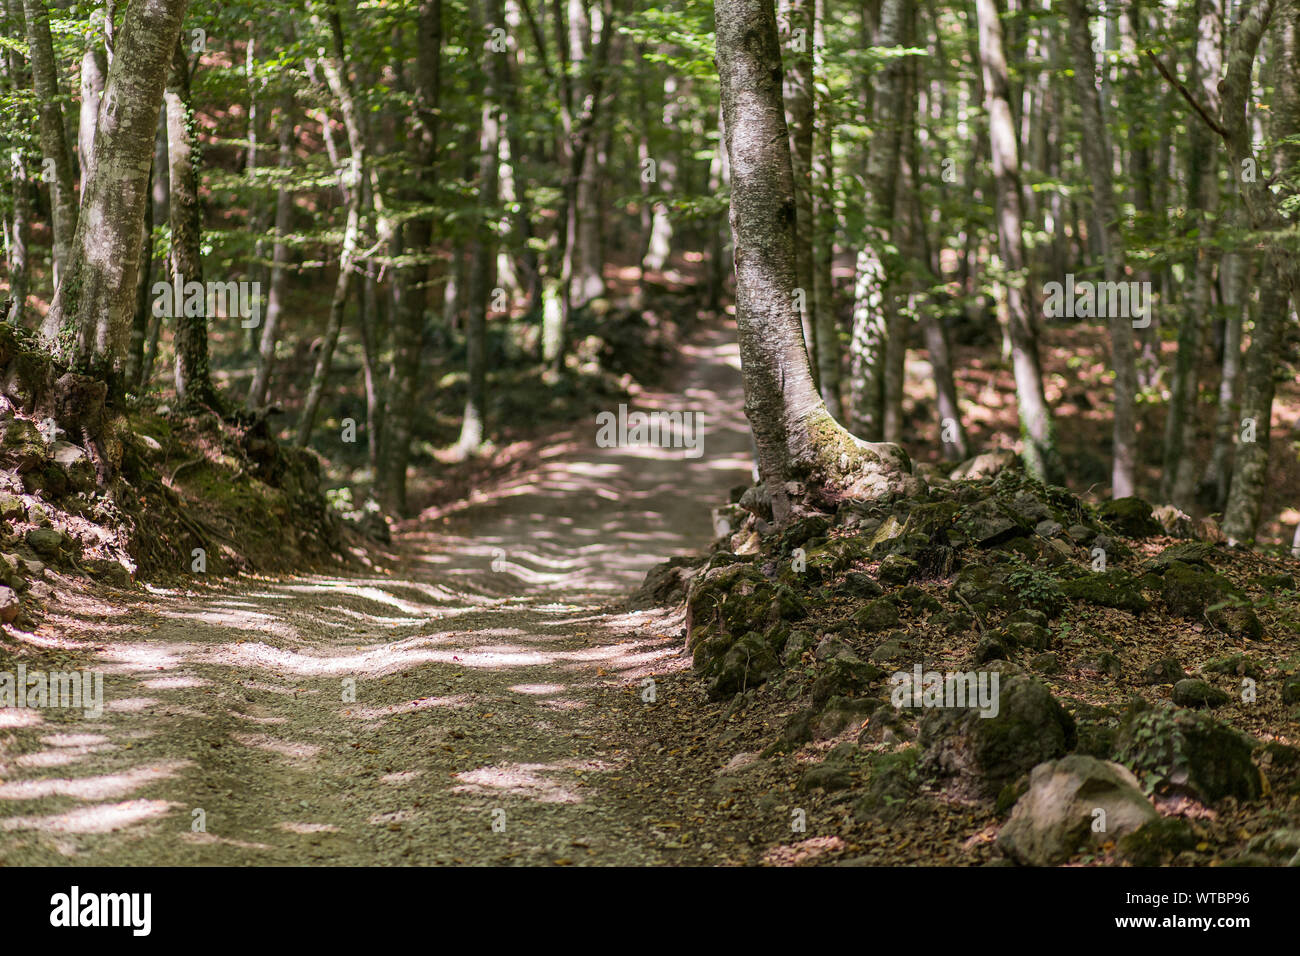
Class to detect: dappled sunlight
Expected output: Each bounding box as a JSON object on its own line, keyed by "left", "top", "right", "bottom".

{"left": 451, "top": 759, "right": 610, "bottom": 804}
{"left": 2, "top": 799, "right": 175, "bottom": 834}
{"left": 0, "top": 760, "right": 190, "bottom": 801}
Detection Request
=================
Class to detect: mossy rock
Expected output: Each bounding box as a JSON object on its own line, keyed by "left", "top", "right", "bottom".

{"left": 972, "top": 633, "right": 1011, "bottom": 664}
{"left": 1060, "top": 569, "right": 1150, "bottom": 613}
{"left": 918, "top": 675, "right": 1076, "bottom": 800}
{"left": 1117, "top": 816, "right": 1199, "bottom": 866}
{"left": 877, "top": 553, "right": 918, "bottom": 587}
{"left": 853, "top": 746, "right": 921, "bottom": 821}
{"left": 838, "top": 572, "right": 883, "bottom": 600}
{"left": 1115, "top": 703, "right": 1262, "bottom": 803}
{"left": 851, "top": 597, "right": 901, "bottom": 633}
{"left": 1003, "top": 621, "right": 1052, "bottom": 651}
{"left": 1143, "top": 541, "right": 1217, "bottom": 574}
{"left": 811, "top": 657, "right": 883, "bottom": 705}
{"left": 1207, "top": 605, "right": 1262, "bottom": 640}
{"left": 1097, "top": 496, "right": 1162, "bottom": 537}
{"left": 707, "top": 631, "right": 781, "bottom": 699}
{"left": 1160, "top": 561, "right": 1240, "bottom": 619}
{"left": 1141, "top": 657, "right": 1188, "bottom": 685}
{"left": 1204, "top": 654, "right": 1263, "bottom": 680}
{"left": 815, "top": 695, "right": 882, "bottom": 740}
{"left": 1171, "top": 679, "right": 1230, "bottom": 709}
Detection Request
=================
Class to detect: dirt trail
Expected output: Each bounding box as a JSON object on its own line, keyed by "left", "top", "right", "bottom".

{"left": 0, "top": 326, "right": 757, "bottom": 865}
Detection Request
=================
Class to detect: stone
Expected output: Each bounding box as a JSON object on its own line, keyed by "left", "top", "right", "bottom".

{"left": 0, "top": 584, "right": 19, "bottom": 623}
{"left": 1172, "top": 679, "right": 1230, "bottom": 709}
{"left": 1115, "top": 704, "right": 1262, "bottom": 803}
{"left": 918, "top": 675, "right": 1076, "bottom": 800}
{"left": 1097, "top": 497, "right": 1162, "bottom": 537}
{"left": 1141, "top": 657, "right": 1187, "bottom": 685}
{"left": 997, "top": 755, "right": 1158, "bottom": 865}
{"left": 1060, "top": 570, "right": 1150, "bottom": 613}
{"left": 877, "top": 554, "right": 918, "bottom": 587}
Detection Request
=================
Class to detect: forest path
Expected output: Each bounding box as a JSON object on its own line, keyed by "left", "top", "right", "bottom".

{"left": 0, "top": 324, "right": 760, "bottom": 865}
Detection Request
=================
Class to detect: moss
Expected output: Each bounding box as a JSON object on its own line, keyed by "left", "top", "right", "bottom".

{"left": 1060, "top": 569, "right": 1150, "bottom": 613}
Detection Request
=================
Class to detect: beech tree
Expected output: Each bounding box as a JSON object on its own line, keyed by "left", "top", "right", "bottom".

{"left": 714, "top": 0, "right": 918, "bottom": 526}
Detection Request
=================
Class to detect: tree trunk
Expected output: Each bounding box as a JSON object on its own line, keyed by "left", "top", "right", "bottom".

{"left": 975, "top": 0, "right": 1062, "bottom": 483}
{"left": 714, "top": 0, "right": 919, "bottom": 526}
{"left": 165, "top": 39, "right": 218, "bottom": 407}
{"left": 247, "top": 98, "right": 294, "bottom": 410}
{"left": 44, "top": 0, "right": 191, "bottom": 377}
{"left": 23, "top": 0, "right": 78, "bottom": 293}
{"left": 1065, "top": 0, "right": 1138, "bottom": 497}
{"left": 455, "top": 0, "right": 503, "bottom": 458}
{"left": 779, "top": 0, "right": 816, "bottom": 366}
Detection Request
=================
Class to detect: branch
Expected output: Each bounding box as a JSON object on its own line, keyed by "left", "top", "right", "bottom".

{"left": 1144, "top": 49, "right": 1230, "bottom": 140}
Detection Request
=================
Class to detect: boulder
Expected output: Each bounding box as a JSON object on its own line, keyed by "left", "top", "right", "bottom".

{"left": 918, "top": 674, "right": 1076, "bottom": 800}
{"left": 1115, "top": 704, "right": 1262, "bottom": 804}
{"left": 997, "top": 755, "right": 1158, "bottom": 865}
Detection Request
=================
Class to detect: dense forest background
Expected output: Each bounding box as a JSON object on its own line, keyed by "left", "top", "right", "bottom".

{"left": 0, "top": 0, "right": 1298, "bottom": 544}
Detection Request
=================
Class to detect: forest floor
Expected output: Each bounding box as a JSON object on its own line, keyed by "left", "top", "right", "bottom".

{"left": 0, "top": 323, "right": 811, "bottom": 865}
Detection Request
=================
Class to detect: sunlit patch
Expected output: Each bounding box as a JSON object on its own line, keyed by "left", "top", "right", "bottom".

{"left": 451, "top": 760, "right": 608, "bottom": 804}
{"left": 761, "top": 835, "right": 846, "bottom": 866}
{"left": 41, "top": 733, "right": 109, "bottom": 747}
{"left": 106, "top": 697, "right": 161, "bottom": 713}
{"left": 346, "top": 695, "right": 472, "bottom": 719}
{"left": 0, "top": 708, "right": 42, "bottom": 729}
{"left": 369, "top": 810, "right": 416, "bottom": 825}
{"left": 279, "top": 821, "right": 340, "bottom": 834}
{"left": 17, "top": 750, "right": 89, "bottom": 768}
{"left": 380, "top": 770, "right": 422, "bottom": 785}
{"left": 0, "top": 760, "right": 190, "bottom": 800}
{"left": 508, "top": 683, "right": 566, "bottom": 696}
{"left": 141, "top": 675, "right": 210, "bottom": 690}
{"left": 2, "top": 798, "right": 175, "bottom": 833}
{"left": 230, "top": 733, "right": 321, "bottom": 762}
{"left": 182, "top": 831, "right": 275, "bottom": 850}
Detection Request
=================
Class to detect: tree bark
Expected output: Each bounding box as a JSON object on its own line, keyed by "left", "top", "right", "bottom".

{"left": 23, "top": 0, "right": 78, "bottom": 293}
{"left": 975, "top": 0, "right": 1062, "bottom": 483}
{"left": 714, "top": 0, "right": 919, "bottom": 526}
{"left": 44, "top": 0, "right": 191, "bottom": 377}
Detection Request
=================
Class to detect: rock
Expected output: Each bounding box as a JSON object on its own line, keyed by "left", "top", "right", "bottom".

{"left": 629, "top": 555, "right": 701, "bottom": 609}
{"left": 24, "top": 527, "right": 69, "bottom": 561}
{"left": 877, "top": 554, "right": 918, "bottom": 587}
{"left": 950, "top": 449, "right": 1018, "bottom": 481}
{"left": 997, "top": 755, "right": 1158, "bottom": 865}
{"left": 1080, "top": 651, "right": 1124, "bottom": 678}
{"left": 0, "top": 492, "right": 24, "bottom": 521}
{"left": 853, "top": 747, "right": 921, "bottom": 820}
{"left": 1030, "top": 652, "right": 1060, "bottom": 674}
{"left": 918, "top": 675, "right": 1076, "bottom": 800}
{"left": 800, "top": 762, "right": 854, "bottom": 792}
{"left": 1172, "top": 679, "right": 1230, "bottom": 709}
{"left": 1117, "top": 816, "right": 1199, "bottom": 866}
{"left": 869, "top": 637, "right": 909, "bottom": 663}
{"left": 0, "top": 584, "right": 19, "bottom": 623}
{"left": 962, "top": 497, "right": 1029, "bottom": 547}
{"left": 815, "top": 696, "right": 881, "bottom": 739}
{"left": 0, "top": 418, "right": 49, "bottom": 472}
{"left": 49, "top": 440, "right": 95, "bottom": 494}
{"left": 972, "top": 633, "right": 1010, "bottom": 665}
{"left": 1035, "top": 519, "right": 1064, "bottom": 538}
{"left": 1142, "top": 657, "right": 1187, "bottom": 685}
{"left": 1207, "top": 605, "right": 1262, "bottom": 640}
{"left": 1115, "top": 704, "right": 1262, "bottom": 803}
{"left": 1204, "top": 654, "right": 1263, "bottom": 680}
{"left": 1003, "top": 622, "right": 1051, "bottom": 651}
{"left": 1243, "top": 828, "right": 1300, "bottom": 864}
{"left": 708, "top": 631, "right": 780, "bottom": 699}
{"left": 812, "top": 658, "right": 883, "bottom": 706}
{"left": 1161, "top": 561, "right": 1240, "bottom": 619}
{"left": 1283, "top": 678, "right": 1300, "bottom": 705}
{"left": 1060, "top": 570, "right": 1150, "bottom": 613}
{"left": 1097, "top": 497, "right": 1162, "bottom": 537}
{"left": 851, "top": 598, "right": 900, "bottom": 633}
{"left": 1143, "top": 541, "right": 1216, "bottom": 573}
{"left": 83, "top": 558, "right": 133, "bottom": 588}
{"left": 839, "top": 572, "right": 883, "bottom": 599}
{"left": 1066, "top": 524, "right": 1096, "bottom": 545}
